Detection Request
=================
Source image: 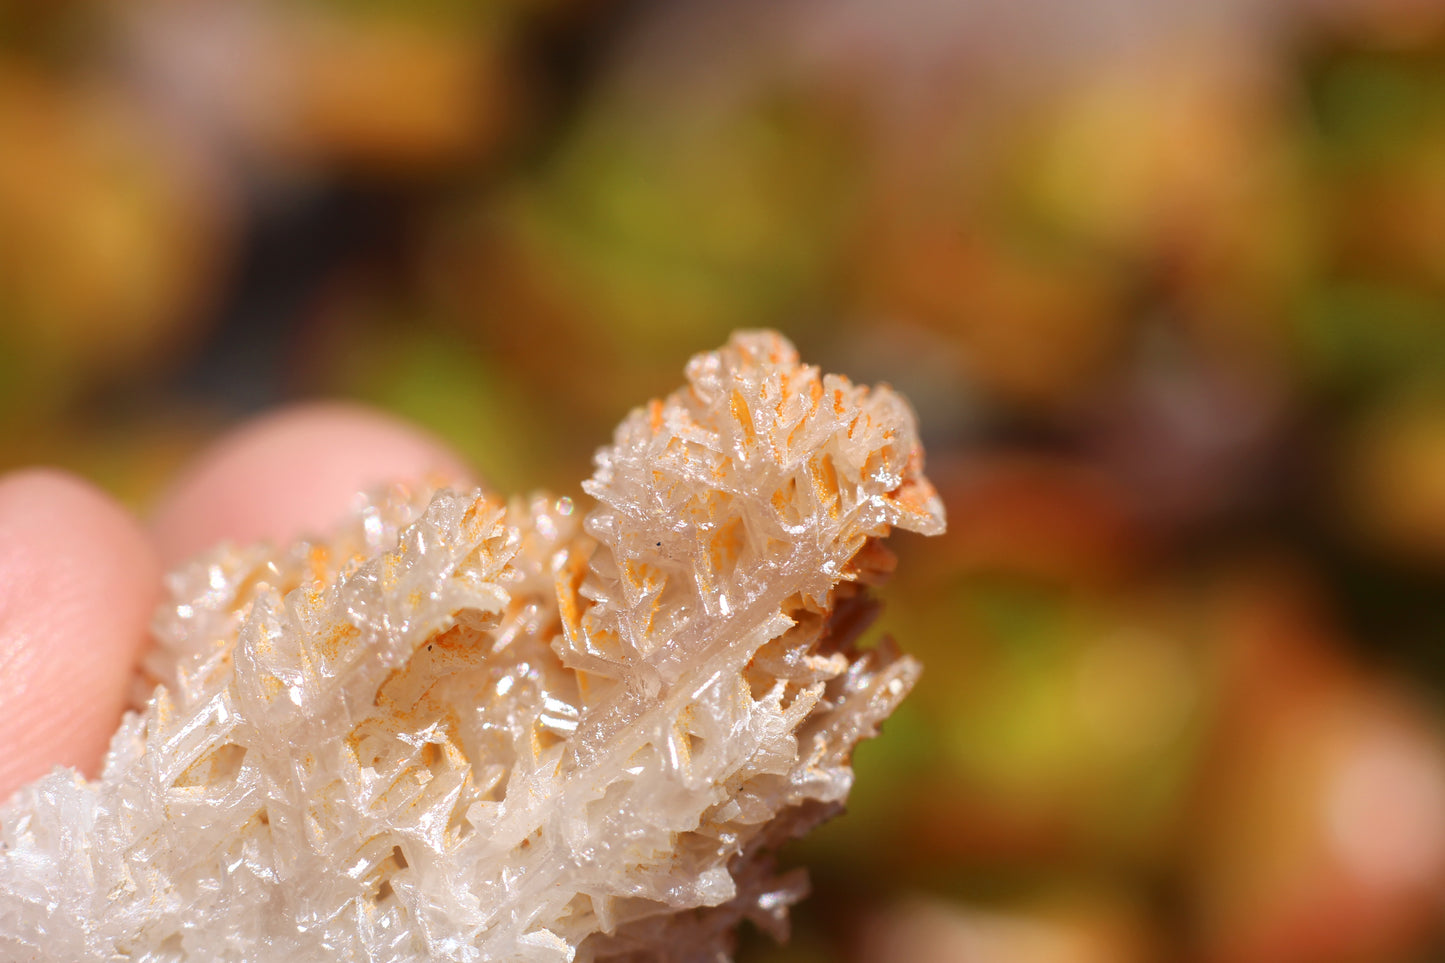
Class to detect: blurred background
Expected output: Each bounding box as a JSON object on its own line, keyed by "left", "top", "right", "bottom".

{"left": 5, "top": 0, "right": 1445, "bottom": 959}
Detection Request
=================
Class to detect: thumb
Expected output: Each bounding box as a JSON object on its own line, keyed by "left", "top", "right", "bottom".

{"left": 0, "top": 470, "right": 160, "bottom": 800}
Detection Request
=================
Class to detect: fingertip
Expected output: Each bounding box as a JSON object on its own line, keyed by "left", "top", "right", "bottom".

{"left": 149, "top": 402, "right": 476, "bottom": 567}
{"left": 0, "top": 469, "right": 161, "bottom": 798}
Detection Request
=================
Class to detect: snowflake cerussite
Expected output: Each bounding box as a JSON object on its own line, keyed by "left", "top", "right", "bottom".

{"left": 0, "top": 332, "right": 945, "bottom": 962}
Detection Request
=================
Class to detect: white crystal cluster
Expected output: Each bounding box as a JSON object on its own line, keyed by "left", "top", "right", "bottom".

{"left": 0, "top": 332, "right": 945, "bottom": 962}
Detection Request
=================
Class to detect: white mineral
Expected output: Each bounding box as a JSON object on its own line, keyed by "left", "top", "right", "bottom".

{"left": 0, "top": 331, "right": 945, "bottom": 962}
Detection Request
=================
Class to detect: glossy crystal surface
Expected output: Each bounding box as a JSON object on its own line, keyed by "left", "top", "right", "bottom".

{"left": 0, "top": 331, "right": 944, "bottom": 962}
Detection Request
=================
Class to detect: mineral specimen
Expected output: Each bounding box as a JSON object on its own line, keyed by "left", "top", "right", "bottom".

{"left": 0, "top": 331, "right": 945, "bottom": 962}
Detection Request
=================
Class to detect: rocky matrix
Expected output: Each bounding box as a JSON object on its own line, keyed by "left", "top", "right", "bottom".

{"left": 0, "top": 332, "right": 945, "bottom": 963}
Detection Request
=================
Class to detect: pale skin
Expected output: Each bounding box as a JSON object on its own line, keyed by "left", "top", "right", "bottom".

{"left": 0, "top": 404, "right": 475, "bottom": 800}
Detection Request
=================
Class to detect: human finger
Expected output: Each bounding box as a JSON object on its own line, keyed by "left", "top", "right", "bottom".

{"left": 149, "top": 402, "right": 476, "bottom": 567}
{"left": 0, "top": 469, "right": 161, "bottom": 798}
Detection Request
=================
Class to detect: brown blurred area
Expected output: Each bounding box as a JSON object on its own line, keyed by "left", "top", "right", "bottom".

{"left": 5, "top": 0, "right": 1445, "bottom": 959}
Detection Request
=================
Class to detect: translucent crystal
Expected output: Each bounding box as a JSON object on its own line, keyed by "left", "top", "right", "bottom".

{"left": 0, "top": 331, "right": 945, "bottom": 962}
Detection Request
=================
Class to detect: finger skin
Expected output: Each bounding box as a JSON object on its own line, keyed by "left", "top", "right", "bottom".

{"left": 0, "top": 469, "right": 162, "bottom": 799}
{"left": 149, "top": 402, "right": 476, "bottom": 567}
